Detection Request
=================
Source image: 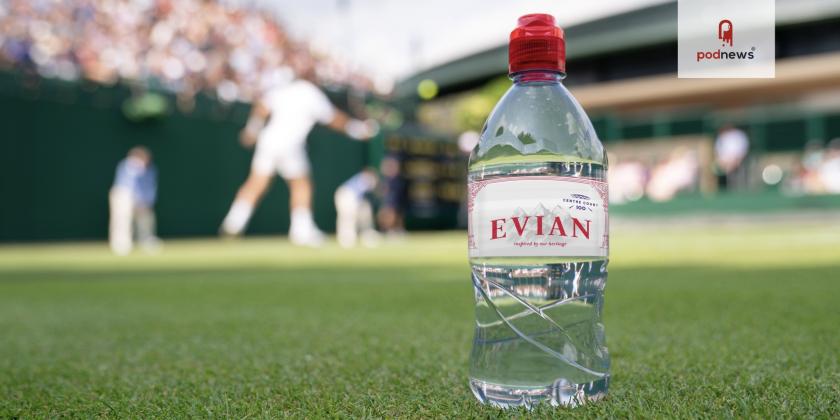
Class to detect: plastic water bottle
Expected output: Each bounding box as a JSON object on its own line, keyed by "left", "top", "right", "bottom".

{"left": 467, "top": 14, "right": 610, "bottom": 408}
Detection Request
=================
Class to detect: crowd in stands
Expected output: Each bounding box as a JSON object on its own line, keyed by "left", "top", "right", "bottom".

{"left": 608, "top": 149, "right": 700, "bottom": 204}
{"left": 0, "top": 0, "right": 372, "bottom": 103}
{"left": 608, "top": 136, "right": 840, "bottom": 203}
{"left": 789, "top": 138, "right": 840, "bottom": 195}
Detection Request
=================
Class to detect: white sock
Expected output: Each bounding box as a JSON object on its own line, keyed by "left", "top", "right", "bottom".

{"left": 222, "top": 200, "right": 254, "bottom": 235}
{"left": 290, "top": 207, "right": 318, "bottom": 233}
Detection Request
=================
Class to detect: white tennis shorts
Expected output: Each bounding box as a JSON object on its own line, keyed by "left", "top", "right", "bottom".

{"left": 251, "top": 143, "right": 310, "bottom": 179}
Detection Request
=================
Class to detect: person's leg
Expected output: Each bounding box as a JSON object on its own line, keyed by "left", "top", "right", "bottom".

{"left": 357, "top": 198, "right": 380, "bottom": 247}
{"left": 288, "top": 176, "right": 313, "bottom": 212}
{"left": 287, "top": 175, "right": 324, "bottom": 246}
{"left": 733, "top": 158, "right": 749, "bottom": 191}
{"left": 135, "top": 205, "right": 161, "bottom": 252}
{"left": 109, "top": 187, "right": 134, "bottom": 255}
{"left": 377, "top": 206, "right": 397, "bottom": 232}
{"left": 334, "top": 187, "right": 358, "bottom": 248}
{"left": 221, "top": 169, "right": 273, "bottom": 235}
{"left": 279, "top": 147, "right": 323, "bottom": 246}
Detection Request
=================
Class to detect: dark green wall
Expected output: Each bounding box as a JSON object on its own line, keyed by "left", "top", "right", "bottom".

{"left": 0, "top": 75, "right": 370, "bottom": 242}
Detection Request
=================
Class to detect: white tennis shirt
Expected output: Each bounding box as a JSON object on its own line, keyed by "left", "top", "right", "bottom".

{"left": 258, "top": 79, "right": 336, "bottom": 150}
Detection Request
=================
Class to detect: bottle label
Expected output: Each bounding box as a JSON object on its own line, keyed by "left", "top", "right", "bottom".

{"left": 468, "top": 176, "right": 608, "bottom": 258}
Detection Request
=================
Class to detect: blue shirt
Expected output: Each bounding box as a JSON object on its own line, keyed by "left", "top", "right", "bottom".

{"left": 113, "top": 158, "right": 157, "bottom": 207}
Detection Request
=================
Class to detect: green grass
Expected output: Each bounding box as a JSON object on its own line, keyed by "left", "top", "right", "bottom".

{"left": 1, "top": 222, "right": 839, "bottom": 418}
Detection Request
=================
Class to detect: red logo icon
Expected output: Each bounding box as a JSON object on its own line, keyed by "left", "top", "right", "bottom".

{"left": 718, "top": 19, "right": 733, "bottom": 47}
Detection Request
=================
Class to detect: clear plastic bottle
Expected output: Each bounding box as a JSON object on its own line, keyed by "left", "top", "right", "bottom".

{"left": 467, "top": 14, "right": 609, "bottom": 408}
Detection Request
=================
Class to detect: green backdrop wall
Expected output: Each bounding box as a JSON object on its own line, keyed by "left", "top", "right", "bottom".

{"left": 0, "top": 74, "right": 370, "bottom": 242}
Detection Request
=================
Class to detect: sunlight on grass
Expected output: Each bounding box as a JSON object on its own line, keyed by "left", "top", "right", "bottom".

{"left": 1, "top": 220, "right": 837, "bottom": 272}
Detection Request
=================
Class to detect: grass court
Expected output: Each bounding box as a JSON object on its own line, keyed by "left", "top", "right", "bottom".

{"left": 1, "top": 221, "right": 839, "bottom": 417}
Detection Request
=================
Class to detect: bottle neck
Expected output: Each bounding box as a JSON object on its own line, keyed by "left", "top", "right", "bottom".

{"left": 511, "top": 70, "right": 565, "bottom": 85}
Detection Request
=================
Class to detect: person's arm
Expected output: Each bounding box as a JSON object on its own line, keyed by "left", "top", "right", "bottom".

{"left": 327, "top": 109, "right": 378, "bottom": 141}
{"left": 308, "top": 82, "right": 378, "bottom": 141}
{"left": 135, "top": 166, "right": 157, "bottom": 208}
{"left": 147, "top": 167, "right": 157, "bottom": 206}
{"left": 113, "top": 160, "right": 127, "bottom": 188}
{"left": 240, "top": 100, "right": 270, "bottom": 148}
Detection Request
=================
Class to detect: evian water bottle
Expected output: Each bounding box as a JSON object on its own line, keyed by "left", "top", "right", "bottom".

{"left": 467, "top": 14, "right": 609, "bottom": 408}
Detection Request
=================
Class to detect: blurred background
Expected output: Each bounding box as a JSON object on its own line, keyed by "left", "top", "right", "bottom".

{"left": 1, "top": 0, "right": 840, "bottom": 241}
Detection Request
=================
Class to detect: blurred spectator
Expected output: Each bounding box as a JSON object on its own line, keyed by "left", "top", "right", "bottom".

{"left": 334, "top": 169, "right": 379, "bottom": 248}
{"left": 456, "top": 130, "right": 479, "bottom": 227}
{"left": 608, "top": 158, "right": 648, "bottom": 204}
{"left": 377, "top": 154, "right": 407, "bottom": 236}
{"left": 109, "top": 146, "right": 160, "bottom": 256}
{"left": 646, "top": 148, "right": 699, "bottom": 202}
{"left": 785, "top": 138, "right": 840, "bottom": 195}
{"left": 458, "top": 131, "right": 480, "bottom": 155}
{"left": 794, "top": 139, "right": 827, "bottom": 193}
{"left": 802, "top": 139, "right": 825, "bottom": 170}
{"left": 818, "top": 139, "right": 840, "bottom": 193}
{"left": 0, "top": 0, "right": 371, "bottom": 103}
{"left": 714, "top": 124, "right": 750, "bottom": 191}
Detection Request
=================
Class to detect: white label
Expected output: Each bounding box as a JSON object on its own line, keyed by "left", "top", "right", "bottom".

{"left": 468, "top": 176, "right": 608, "bottom": 258}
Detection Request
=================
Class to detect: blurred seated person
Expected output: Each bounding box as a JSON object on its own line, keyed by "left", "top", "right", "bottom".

{"left": 646, "top": 148, "right": 699, "bottom": 202}
{"left": 334, "top": 169, "right": 379, "bottom": 248}
{"left": 819, "top": 139, "right": 840, "bottom": 194}
{"left": 607, "top": 155, "right": 648, "bottom": 204}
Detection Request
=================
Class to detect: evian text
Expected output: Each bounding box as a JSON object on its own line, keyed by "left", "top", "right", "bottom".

{"left": 490, "top": 216, "right": 591, "bottom": 240}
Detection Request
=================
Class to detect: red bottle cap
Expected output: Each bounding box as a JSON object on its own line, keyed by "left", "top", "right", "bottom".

{"left": 508, "top": 14, "right": 566, "bottom": 75}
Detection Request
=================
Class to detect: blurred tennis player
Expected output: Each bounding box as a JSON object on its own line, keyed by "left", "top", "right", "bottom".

{"left": 109, "top": 146, "right": 160, "bottom": 255}
{"left": 221, "top": 57, "right": 377, "bottom": 246}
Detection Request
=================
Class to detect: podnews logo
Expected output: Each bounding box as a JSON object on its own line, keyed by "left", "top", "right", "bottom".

{"left": 678, "top": 0, "right": 774, "bottom": 78}
{"left": 696, "top": 19, "right": 756, "bottom": 62}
